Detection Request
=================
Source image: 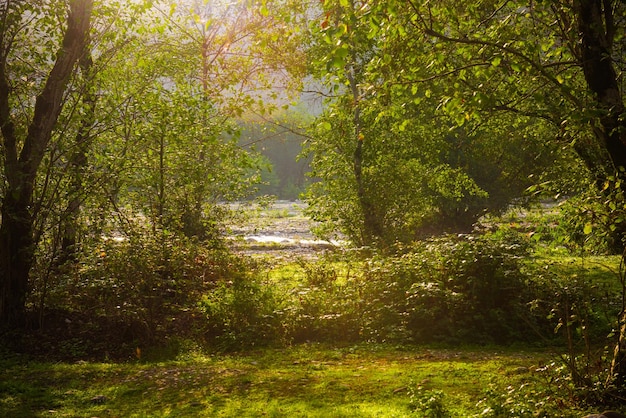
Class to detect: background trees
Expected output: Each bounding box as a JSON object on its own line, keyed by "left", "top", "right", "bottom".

{"left": 0, "top": 0, "right": 302, "bottom": 327}
{"left": 239, "top": 113, "right": 313, "bottom": 201}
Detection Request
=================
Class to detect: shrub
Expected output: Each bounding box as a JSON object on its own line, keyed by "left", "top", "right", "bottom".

{"left": 359, "top": 232, "right": 534, "bottom": 344}
{"left": 408, "top": 386, "right": 451, "bottom": 417}
{"left": 28, "top": 216, "right": 620, "bottom": 366}
{"left": 284, "top": 258, "right": 362, "bottom": 343}
{"left": 197, "top": 273, "right": 285, "bottom": 351}
{"left": 29, "top": 228, "right": 249, "bottom": 355}
{"left": 523, "top": 263, "right": 619, "bottom": 390}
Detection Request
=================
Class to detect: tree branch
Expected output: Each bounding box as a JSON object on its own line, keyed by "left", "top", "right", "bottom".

{"left": 18, "top": 0, "right": 93, "bottom": 190}
{"left": 0, "top": 0, "right": 18, "bottom": 183}
{"left": 406, "top": 0, "right": 582, "bottom": 109}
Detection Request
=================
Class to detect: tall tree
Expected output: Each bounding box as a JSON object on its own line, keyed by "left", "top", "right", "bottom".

{"left": 306, "top": 0, "right": 569, "bottom": 246}
{"left": 314, "top": 0, "right": 626, "bottom": 387}
{"left": 403, "top": 0, "right": 626, "bottom": 385}
{"left": 0, "top": 0, "right": 93, "bottom": 327}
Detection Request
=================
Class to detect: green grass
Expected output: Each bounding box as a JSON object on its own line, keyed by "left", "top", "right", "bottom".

{"left": 0, "top": 343, "right": 599, "bottom": 417}
{"left": 265, "top": 258, "right": 358, "bottom": 286}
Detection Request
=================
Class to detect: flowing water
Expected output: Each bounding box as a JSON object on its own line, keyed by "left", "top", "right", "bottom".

{"left": 226, "top": 200, "right": 343, "bottom": 258}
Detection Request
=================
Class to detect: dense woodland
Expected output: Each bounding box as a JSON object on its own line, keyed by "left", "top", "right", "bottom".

{"left": 1, "top": 0, "right": 626, "bottom": 415}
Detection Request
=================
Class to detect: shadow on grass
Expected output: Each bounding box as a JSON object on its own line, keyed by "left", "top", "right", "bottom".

{"left": 0, "top": 344, "right": 588, "bottom": 417}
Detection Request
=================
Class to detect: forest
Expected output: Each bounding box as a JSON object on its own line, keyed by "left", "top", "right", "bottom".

{"left": 1, "top": 0, "right": 626, "bottom": 416}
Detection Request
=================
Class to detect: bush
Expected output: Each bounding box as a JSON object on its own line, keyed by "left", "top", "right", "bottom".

{"left": 358, "top": 232, "right": 534, "bottom": 344}
{"left": 284, "top": 258, "right": 362, "bottom": 343}
{"left": 28, "top": 228, "right": 249, "bottom": 356}
{"left": 27, "top": 218, "right": 620, "bottom": 365}
{"left": 197, "top": 273, "right": 285, "bottom": 350}
{"left": 245, "top": 231, "right": 545, "bottom": 346}
{"left": 408, "top": 386, "right": 451, "bottom": 417}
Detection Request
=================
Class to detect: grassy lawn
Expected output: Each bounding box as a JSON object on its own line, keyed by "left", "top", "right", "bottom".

{"left": 0, "top": 343, "right": 594, "bottom": 417}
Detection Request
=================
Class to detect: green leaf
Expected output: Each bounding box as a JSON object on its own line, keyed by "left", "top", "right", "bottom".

{"left": 329, "top": 56, "right": 345, "bottom": 70}
{"left": 583, "top": 223, "right": 593, "bottom": 235}
{"left": 335, "top": 45, "right": 349, "bottom": 59}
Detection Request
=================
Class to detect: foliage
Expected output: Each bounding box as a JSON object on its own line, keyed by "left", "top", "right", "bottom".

{"left": 304, "top": 104, "right": 493, "bottom": 244}
{"left": 476, "top": 385, "right": 541, "bottom": 418}
{"left": 192, "top": 222, "right": 622, "bottom": 357}
{"left": 303, "top": 0, "right": 576, "bottom": 246}
{"left": 27, "top": 228, "right": 248, "bottom": 352}
{"left": 17, "top": 223, "right": 549, "bottom": 355}
{"left": 524, "top": 261, "right": 619, "bottom": 390}
{"left": 283, "top": 258, "right": 362, "bottom": 343}
{"left": 0, "top": 0, "right": 308, "bottom": 326}
{"left": 408, "top": 386, "right": 451, "bottom": 418}
{"left": 238, "top": 112, "right": 313, "bottom": 200}
{"left": 198, "top": 269, "right": 285, "bottom": 351}
{"left": 87, "top": 5, "right": 267, "bottom": 239}
{"left": 556, "top": 179, "right": 626, "bottom": 255}
{"left": 356, "top": 232, "right": 534, "bottom": 344}
{"left": 354, "top": 0, "right": 626, "bottom": 184}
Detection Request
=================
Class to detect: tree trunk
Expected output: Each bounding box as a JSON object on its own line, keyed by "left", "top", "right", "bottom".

{"left": 0, "top": 0, "right": 93, "bottom": 328}
{"left": 576, "top": 0, "right": 626, "bottom": 162}
{"left": 575, "top": 0, "right": 626, "bottom": 386}
{"left": 0, "top": 201, "right": 33, "bottom": 327}
{"left": 58, "top": 48, "right": 96, "bottom": 266}
{"left": 353, "top": 131, "right": 383, "bottom": 245}
{"left": 346, "top": 65, "right": 383, "bottom": 246}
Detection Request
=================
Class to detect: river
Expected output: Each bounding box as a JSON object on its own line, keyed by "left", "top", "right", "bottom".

{"left": 226, "top": 200, "right": 344, "bottom": 258}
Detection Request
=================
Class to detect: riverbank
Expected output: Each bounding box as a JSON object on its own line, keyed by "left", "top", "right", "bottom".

{"left": 226, "top": 200, "right": 344, "bottom": 258}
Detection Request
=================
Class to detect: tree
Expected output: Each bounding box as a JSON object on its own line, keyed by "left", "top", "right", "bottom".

{"left": 93, "top": 0, "right": 293, "bottom": 239}
{"left": 51, "top": 0, "right": 153, "bottom": 266}
{"left": 305, "top": 0, "right": 571, "bottom": 246}
{"left": 0, "top": 0, "right": 93, "bottom": 327}
{"left": 238, "top": 110, "right": 313, "bottom": 200}
{"left": 395, "top": 0, "right": 625, "bottom": 243}
{"left": 312, "top": 0, "right": 626, "bottom": 388}
{"left": 404, "top": 0, "right": 626, "bottom": 389}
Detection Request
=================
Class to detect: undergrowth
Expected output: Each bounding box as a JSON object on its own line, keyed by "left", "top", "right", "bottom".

{"left": 4, "top": 206, "right": 625, "bottom": 413}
